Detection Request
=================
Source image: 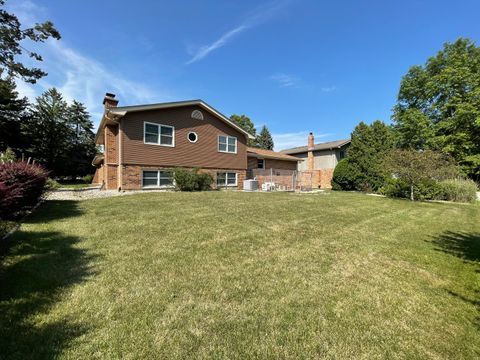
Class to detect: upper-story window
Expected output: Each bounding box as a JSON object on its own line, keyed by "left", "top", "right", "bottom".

{"left": 218, "top": 135, "right": 237, "bottom": 154}
{"left": 144, "top": 122, "right": 174, "bottom": 147}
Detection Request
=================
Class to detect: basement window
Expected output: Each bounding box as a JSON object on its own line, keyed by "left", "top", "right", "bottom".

{"left": 142, "top": 170, "right": 173, "bottom": 188}
{"left": 217, "top": 172, "right": 237, "bottom": 187}
{"left": 144, "top": 122, "right": 174, "bottom": 147}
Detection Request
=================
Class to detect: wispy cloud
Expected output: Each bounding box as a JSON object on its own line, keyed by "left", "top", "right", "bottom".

{"left": 321, "top": 86, "right": 336, "bottom": 93}
{"left": 270, "top": 73, "right": 299, "bottom": 88}
{"left": 186, "top": 1, "right": 289, "bottom": 64}
{"left": 11, "top": 1, "right": 175, "bottom": 128}
{"left": 272, "top": 131, "right": 332, "bottom": 151}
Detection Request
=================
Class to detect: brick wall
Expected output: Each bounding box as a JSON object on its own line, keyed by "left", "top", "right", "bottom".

{"left": 105, "top": 125, "right": 118, "bottom": 164}
{"left": 298, "top": 169, "right": 334, "bottom": 189}
{"left": 121, "top": 165, "right": 246, "bottom": 190}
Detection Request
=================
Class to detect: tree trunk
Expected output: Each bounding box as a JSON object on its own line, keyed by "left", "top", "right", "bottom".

{"left": 410, "top": 184, "right": 414, "bottom": 201}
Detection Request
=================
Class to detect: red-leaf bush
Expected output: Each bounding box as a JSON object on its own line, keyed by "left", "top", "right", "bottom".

{"left": 0, "top": 161, "right": 48, "bottom": 219}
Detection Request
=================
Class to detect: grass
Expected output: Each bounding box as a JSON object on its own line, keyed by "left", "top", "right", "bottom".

{"left": 56, "top": 180, "right": 91, "bottom": 189}
{"left": 0, "top": 219, "right": 16, "bottom": 239}
{"left": 0, "top": 191, "right": 479, "bottom": 359}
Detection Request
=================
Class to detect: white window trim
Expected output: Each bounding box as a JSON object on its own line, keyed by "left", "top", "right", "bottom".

{"left": 142, "top": 170, "right": 175, "bottom": 189}
{"left": 257, "top": 158, "right": 265, "bottom": 169}
{"left": 216, "top": 171, "right": 238, "bottom": 187}
{"left": 187, "top": 131, "right": 198, "bottom": 143}
{"left": 217, "top": 135, "right": 237, "bottom": 154}
{"left": 144, "top": 121, "right": 175, "bottom": 147}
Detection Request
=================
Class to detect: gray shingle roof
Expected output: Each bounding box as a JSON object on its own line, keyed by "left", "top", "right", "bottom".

{"left": 280, "top": 139, "right": 351, "bottom": 155}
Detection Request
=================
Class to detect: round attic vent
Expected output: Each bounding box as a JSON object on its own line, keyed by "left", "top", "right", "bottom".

{"left": 191, "top": 110, "right": 204, "bottom": 120}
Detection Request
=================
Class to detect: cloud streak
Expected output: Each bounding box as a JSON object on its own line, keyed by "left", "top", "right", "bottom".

{"left": 270, "top": 73, "right": 299, "bottom": 88}
{"left": 11, "top": 0, "right": 176, "bottom": 128}
{"left": 186, "top": 1, "right": 288, "bottom": 64}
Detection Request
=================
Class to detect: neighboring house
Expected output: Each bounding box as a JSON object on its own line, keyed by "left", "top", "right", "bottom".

{"left": 92, "top": 93, "right": 299, "bottom": 190}
{"left": 280, "top": 132, "right": 351, "bottom": 188}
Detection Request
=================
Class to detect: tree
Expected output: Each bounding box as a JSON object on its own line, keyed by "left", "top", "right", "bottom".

{"left": 392, "top": 38, "right": 480, "bottom": 180}
{"left": 67, "top": 101, "right": 96, "bottom": 178}
{"left": 385, "top": 149, "right": 458, "bottom": 201}
{"left": 0, "top": 0, "right": 61, "bottom": 83}
{"left": 230, "top": 114, "right": 257, "bottom": 147}
{"left": 256, "top": 125, "right": 274, "bottom": 150}
{"left": 0, "top": 74, "right": 29, "bottom": 153}
{"left": 346, "top": 120, "right": 394, "bottom": 191}
{"left": 30, "top": 88, "right": 73, "bottom": 175}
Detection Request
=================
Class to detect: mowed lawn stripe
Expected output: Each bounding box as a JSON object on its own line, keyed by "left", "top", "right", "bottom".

{"left": 0, "top": 191, "right": 479, "bottom": 359}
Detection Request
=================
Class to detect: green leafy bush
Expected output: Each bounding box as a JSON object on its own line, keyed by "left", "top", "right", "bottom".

{"left": 171, "top": 168, "right": 213, "bottom": 191}
{"left": 380, "top": 178, "right": 442, "bottom": 201}
{"left": 46, "top": 178, "right": 61, "bottom": 189}
{"left": 332, "top": 159, "right": 362, "bottom": 191}
{"left": 83, "top": 174, "right": 94, "bottom": 184}
{"left": 436, "top": 179, "right": 478, "bottom": 203}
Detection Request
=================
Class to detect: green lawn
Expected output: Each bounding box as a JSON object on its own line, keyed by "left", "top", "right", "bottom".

{"left": 1, "top": 192, "right": 479, "bottom": 359}
{"left": 56, "top": 180, "right": 91, "bottom": 189}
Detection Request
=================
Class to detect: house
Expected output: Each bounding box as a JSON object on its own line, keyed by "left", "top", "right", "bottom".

{"left": 92, "top": 93, "right": 299, "bottom": 190}
{"left": 280, "top": 132, "right": 351, "bottom": 188}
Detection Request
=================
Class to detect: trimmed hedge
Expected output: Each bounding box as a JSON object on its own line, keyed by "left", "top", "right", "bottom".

{"left": 0, "top": 161, "right": 48, "bottom": 219}
{"left": 171, "top": 168, "right": 213, "bottom": 191}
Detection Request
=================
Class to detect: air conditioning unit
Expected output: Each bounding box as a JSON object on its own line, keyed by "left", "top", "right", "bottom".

{"left": 243, "top": 179, "right": 258, "bottom": 191}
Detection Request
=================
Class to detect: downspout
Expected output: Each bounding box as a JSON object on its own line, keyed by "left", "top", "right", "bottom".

{"left": 117, "top": 118, "right": 123, "bottom": 191}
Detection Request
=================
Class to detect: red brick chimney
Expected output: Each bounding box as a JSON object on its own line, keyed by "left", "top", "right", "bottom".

{"left": 307, "top": 132, "right": 314, "bottom": 171}
{"left": 103, "top": 92, "right": 118, "bottom": 109}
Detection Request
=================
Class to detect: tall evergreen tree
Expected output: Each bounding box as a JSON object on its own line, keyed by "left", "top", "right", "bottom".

{"left": 30, "top": 88, "right": 73, "bottom": 175}
{"left": 0, "top": 74, "right": 29, "bottom": 152}
{"left": 392, "top": 38, "right": 480, "bottom": 180}
{"left": 256, "top": 125, "right": 274, "bottom": 150}
{"left": 67, "top": 101, "right": 96, "bottom": 178}
{"left": 345, "top": 120, "right": 394, "bottom": 191}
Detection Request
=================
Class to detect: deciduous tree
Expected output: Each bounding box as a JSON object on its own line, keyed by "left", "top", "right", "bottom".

{"left": 392, "top": 38, "right": 480, "bottom": 180}
{"left": 384, "top": 149, "right": 458, "bottom": 201}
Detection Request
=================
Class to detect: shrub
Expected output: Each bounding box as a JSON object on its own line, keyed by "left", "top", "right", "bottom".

{"left": 83, "top": 174, "right": 94, "bottom": 184}
{"left": 171, "top": 168, "right": 213, "bottom": 191}
{"left": 46, "top": 178, "right": 61, "bottom": 189}
{"left": 380, "top": 178, "right": 443, "bottom": 201}
{"left": 332, "top": 159, "right": 362, "bottom": 191}
{"left": 436, "top": 179, "right": 478, "bottom": 203}
{"left": 0, "top": 161, "right": 48, "bottom": 219}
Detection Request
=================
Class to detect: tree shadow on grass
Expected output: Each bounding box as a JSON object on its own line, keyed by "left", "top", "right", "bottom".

{"left": 0, "top": 201, "right": 99, "bottom": 359}
{"left": 431, "top": 231, "right": 480, "bottom": 264}
{"left": 431, "top": 231, "right": 480, "bottom": 329}
{"left": 25, "top": 200, "right": 85, "bottom": 224}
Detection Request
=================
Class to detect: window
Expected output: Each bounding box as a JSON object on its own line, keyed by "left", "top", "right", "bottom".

{"left": 339, "top": 150, "right": 345, "bottom": 160}
{"left": 257, "top": 159, "right": 265, "bottom": 169}
{"left": 191, "top": 110, "right": 204, "bottom": 120}
{"left": 142, "top": 170, "right": 173, "bottom": 188}
{"left": 216, "top": 172, "right": 237, "bottom": 187}
{"left": 144, "top": 122, "right": 174, "bottom": 146}
{"left": 218, "top": 135, "right": 237, "bottom": 153}
{"left": 188, "top": 132, "right": 198, "bottom": 143}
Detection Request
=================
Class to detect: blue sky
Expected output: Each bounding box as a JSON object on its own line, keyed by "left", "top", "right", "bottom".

{"left": 9, "top": 0, "right": 480, "bottom": 150}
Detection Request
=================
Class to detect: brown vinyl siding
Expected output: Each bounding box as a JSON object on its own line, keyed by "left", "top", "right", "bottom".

{"left": 120, "top": 105, "right": 247, "bottom": 170}
{"left": 247, "top": 156, "right": 297, "bottom": 171}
